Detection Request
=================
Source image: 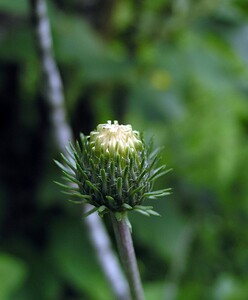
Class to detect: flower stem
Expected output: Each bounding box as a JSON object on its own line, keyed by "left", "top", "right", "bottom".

{"left": 111, "top": 214, "right": 145, "bottom": 300}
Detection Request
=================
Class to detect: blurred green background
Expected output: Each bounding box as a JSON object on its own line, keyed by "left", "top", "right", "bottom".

{"left": 1, "top": 0, "right": 248, "bottom": 299}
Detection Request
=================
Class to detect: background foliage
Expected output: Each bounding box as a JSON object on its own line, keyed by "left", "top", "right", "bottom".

{"left": 1, "top": 0, "right": 248, "bottom": 299}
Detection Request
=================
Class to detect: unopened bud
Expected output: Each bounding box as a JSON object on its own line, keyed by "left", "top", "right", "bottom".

{"left": 55, "top": 121, "right": 171, "bottom": 218}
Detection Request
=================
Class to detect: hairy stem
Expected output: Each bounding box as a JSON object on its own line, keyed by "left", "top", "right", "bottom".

{"left": 112, "top": 214, "right": 145, "bottom": 300}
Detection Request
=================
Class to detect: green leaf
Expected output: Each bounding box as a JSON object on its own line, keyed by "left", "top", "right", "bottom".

{"left": 100, "top": 169, "right": 107, "bottom": 193}
{"left": 68, "top": 144, "right": 84, "bottom": 171}
{"left": 75, "top": 161, "right": 88, "bottom": 180}
{"left": 130, "top": 202, "right": 194, "bottom": 273}
{"left": 122, "top": 203, "right": 133, "bottom": 210}
{"left": 149, "top": 168, "right": 172, "bottom": 182}
{"left": 68, "top": 199, "right": 86, "bottom": 205}
{"left": 48, "top": 217, "right": 114, "bottom": 300}
{"left": 137, "top": 168, "right": 149, "bottom": 183}
{"left": 97, "top": 205, "right": 108, "bottom": 217}
{"left": 70, "top": 193, "right": 91, "bottom": 199}
{"left": 0, "top": 253, "right": 27, "bottom": 299}
{"left": 149, "top": 165, "right": 167, "bottom": 181}
{"left": 134, "top": 205, "right": 154, "bottom": 210}
{"left": 110, "top": 161, "right": 115, "bottom": 180}
{"left": 146, "top": 210, "right": 161, "bottom": 216}
{"left": 54, "top": 159, "right": 73, "bottom": 174}
{"left": 130, "top": 185, "right": 143, "bottom": 196}
{"left": 60, "top": 153, "right": 76, "bottom": 172}
{"left": 62, "top": 172, "right": 82, "bottom": 186}
{"left": 54, "top": 181, "right": 78, "bottom": 191}
{"left": 82, "top": 207, "right": 98, "bottom": 218}
{"left": 85, "top": 180, "right": 100, "bottom": 193}
{"left": 144, "top": 188, "right": 172, "bottom": 198}
{"left": 106, "top": 195, "right": 115, "bottom": 203}
{"left": 0, "top": 0, "right": 28, "bottom": 15}
{"left": 117, "top": 177, "right": 123, "bottom": 199}
{"left": 134, "top": 208, "right": 151, "bottom": 216}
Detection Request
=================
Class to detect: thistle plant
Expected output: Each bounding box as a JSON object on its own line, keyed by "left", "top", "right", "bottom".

{"left": 55, "top": 120, "right": 171, "bottom": 300}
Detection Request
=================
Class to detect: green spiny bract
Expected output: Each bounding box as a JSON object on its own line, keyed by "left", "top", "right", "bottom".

{"left": 55, "top": 121, "right": 171, "bottom": 218}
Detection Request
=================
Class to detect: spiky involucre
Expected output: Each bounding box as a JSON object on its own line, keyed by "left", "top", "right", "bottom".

{"left": 55, "top": 121, "right": 171, "bottom": 218}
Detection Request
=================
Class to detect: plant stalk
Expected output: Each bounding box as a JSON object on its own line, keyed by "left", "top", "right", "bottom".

{"left": 29, "top": 1, "right": 131, "bottom": 298}
{"left": 111, "top": 214, "right": 145, "bottom": 300}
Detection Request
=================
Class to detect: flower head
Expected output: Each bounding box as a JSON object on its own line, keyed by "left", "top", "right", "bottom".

{"left": 90, "top": 120, "right": 143, "bottom": 157}
{"left": 55, "top": 121, "right": 171, "bottom": 219}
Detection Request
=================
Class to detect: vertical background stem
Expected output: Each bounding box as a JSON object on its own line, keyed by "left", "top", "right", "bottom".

{"left": 112, "top": 215, "right": 145, "bottom": 300}
{"left": 29, "top": 1, "right": 130, "bottom": 299}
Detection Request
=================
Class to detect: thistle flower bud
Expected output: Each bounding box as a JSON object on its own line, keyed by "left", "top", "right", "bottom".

{"left": 55, "top": 121, "right": 171, "bottom": 218}
{"left": 90, "top": 120, "right": 143, "bottom": 157}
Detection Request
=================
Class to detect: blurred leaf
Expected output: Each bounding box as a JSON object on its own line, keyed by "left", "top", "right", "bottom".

{"left": 0, "top": 25, "right": 35, "bottom": 62}
{"left": 130, "top": 201, "right": 194, "bottom": 277}
{"left": 0, "top": 0, "right": 28, "bottom": 15}
{"left": 0, "top": 253, "right": 27, "bottom": 300}
{"left": 145, "top": 281, "right": 167, "bottom": 300}
{"left": 149, "top": 69, "right": 172, "bottom": 91}
{"left": 112, "top": 0, "right": 134, "bottom": 32}
{"left": 212, "top": 274, "right": 248, "bottom": 300}
{"left": 48, "top": 216, "right": 114, "bottom": 300}
{"left": 49, "top": 5, "right": 131, "bottom": 82}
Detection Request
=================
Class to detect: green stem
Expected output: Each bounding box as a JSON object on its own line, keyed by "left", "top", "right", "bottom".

{"left": 111, "top": 214, "right": 145, "bottom": 300}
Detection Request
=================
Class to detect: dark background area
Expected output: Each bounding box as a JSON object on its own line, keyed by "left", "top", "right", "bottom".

{"left": 1, "top": 0, "right": 248, "bottom": 299}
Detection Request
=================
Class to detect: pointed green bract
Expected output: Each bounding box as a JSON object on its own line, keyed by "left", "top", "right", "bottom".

{"left": 55, "top": 121, "right": 170, "bottom": 217}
